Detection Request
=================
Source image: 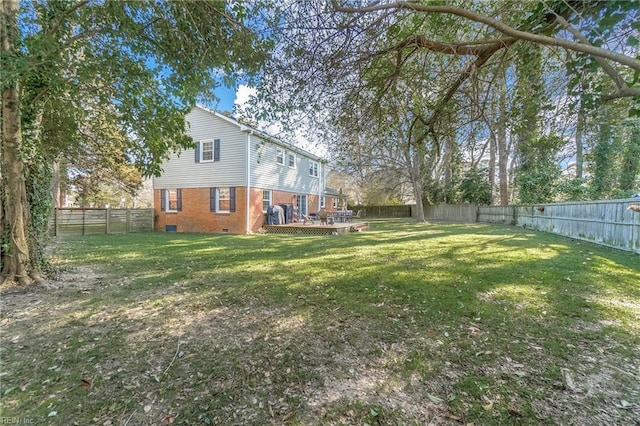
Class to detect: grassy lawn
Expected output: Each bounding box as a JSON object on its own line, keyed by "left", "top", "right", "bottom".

{"left": 1, "top": 219, "right": 638, "bottom": 425}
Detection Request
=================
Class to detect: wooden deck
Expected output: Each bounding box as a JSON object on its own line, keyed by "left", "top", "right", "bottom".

{"left": 262, "top": 221, "right": 369, "bottom": 235}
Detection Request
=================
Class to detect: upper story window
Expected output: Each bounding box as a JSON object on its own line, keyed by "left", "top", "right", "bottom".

{"left": 196, "top": 139, "right": 220, "bottom": 163}
{"left": 309, "top": 160, "right": 319, "bottom": 177}
{"left": 288, "top": 152, "right": 296, "bottom": 168}
{"left": 276, "top": 148, "right": 285, "bottom": 165}
{"left": 202, "top": 140, "right": 214, "bottom": 161}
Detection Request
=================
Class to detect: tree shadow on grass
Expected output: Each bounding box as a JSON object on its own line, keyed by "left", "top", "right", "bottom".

{"left": 2, "top": 221, "right": 638, "bottom": 424}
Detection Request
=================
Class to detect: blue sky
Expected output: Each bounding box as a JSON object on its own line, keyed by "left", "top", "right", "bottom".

{"left": 212, "top": 85, "right": 238, "bottom": 112}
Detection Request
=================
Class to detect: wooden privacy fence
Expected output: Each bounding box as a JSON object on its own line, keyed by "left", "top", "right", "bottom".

{"left": 358, "top": 205, "right": 414, "bottom": 218}
{"left": 51, "top": 208, "right": 154, "bottom": 236}
{"left": 419, "top": 199, "right": 639, "bottom": 254}
{"left": 512, "top": 200, "right": 639, "bottom": 254}
{"left": 423, "top": 204, "right": 479, "bottom": 223}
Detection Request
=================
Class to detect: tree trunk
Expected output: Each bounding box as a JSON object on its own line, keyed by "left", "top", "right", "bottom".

{"left": 618, "top": 120, "right": 640, "bottom": 192}
{"left": 489, "top": 128, "right": 497, "bottom": 204}
{"left": 575, "top": 98, "right": 584, "bottom": 179}
{"left": 1, "top": 0, "right": 32, "bottom": 286}
{"left": 52, "top": 161, "right": 62, "bottom": 208}
{"left": 404, "top": 141, "right": 426, "bottom": 222}
{"left": 497, "top": 69, "right": 509, "bottom": 205}
{"left": 411, "top": 175, "right": 426, "bottom": 222}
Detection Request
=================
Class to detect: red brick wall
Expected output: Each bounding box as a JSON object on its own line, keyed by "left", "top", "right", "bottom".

{"left": 154, "top": 187, "right": 327, "bottom": 234}
{"left": 155, "top": 187, "right": 248, "bottom": 234}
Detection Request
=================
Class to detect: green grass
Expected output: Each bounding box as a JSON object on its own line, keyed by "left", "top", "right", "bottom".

{"left": 1, "top": 220, "right": 638, "bottom": 425}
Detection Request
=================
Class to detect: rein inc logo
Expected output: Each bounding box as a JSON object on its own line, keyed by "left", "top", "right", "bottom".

{"left": 1, "top": 418, "right": 34, "bottom": 424}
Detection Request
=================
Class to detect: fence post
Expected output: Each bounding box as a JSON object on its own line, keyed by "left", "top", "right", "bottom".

{"left": 54, "top": 208, "right": 59, "bottom": 237}
{"left": 106, "top": 208, "right": 110, "bottom": 235}
{"left": 82, "top": 208, "right": 85, "bottom": 235}
{"left": 126, "top": 208, "right": 131, "bottom": 233}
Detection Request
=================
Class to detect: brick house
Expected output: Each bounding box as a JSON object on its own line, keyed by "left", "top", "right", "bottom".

{"left": 153, "top": 105, "right": 337, "bottom": 234}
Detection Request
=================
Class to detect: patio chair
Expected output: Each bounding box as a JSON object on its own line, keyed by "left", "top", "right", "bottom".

{"left": 318, "top": 208, "right": 328, "bottom": 226}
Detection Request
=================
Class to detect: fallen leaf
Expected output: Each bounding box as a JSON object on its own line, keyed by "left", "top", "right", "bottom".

{"left": 427, "top": 393, "right": 443, "bottom": 404}
{"left": 80, "top": 379, "right": 91, "bottom": 387}
{"left": 48, "top": 411, "right": 57, "bottom": 417}
{"left": 615, "top": 400, "right": 632, "bottom": 409}
{"left": 482, "top": 395, "right": 494, "bottom": 411}
{"left": 144, "top": 405, "right": 152, "bottom": 413}
{"left": 161, "top": 413, "right": 177, "bottom": 424}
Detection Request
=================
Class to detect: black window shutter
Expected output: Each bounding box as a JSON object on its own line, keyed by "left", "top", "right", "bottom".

{"left": 176, "top": 189, "right": 182, "bottom": 211}
{"left": 161, "top": 189, "right": 166, "bottom": 212}
{"left": 230, "top": 187, "right": 236, "bottom": 212}
{"left": 195, "top": 142, "right": 200, "bottom": 163}
{"left": 210, "top": 187, "right": 216, "bottom": 212}
{"left": 214, "top": 139, "right": 220, "bottom": 161}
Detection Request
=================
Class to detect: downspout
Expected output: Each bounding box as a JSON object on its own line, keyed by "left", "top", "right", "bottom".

{"left": 319, "top": 161, "right": 324, "bottom": 211}
{"left": 246, "top": 131, "right": 252, "bottom": 234}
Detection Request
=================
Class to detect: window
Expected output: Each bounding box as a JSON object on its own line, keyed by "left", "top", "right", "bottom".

{"left": 196, "top": 139, "right": 220, "bottom": 163}
{"left": 162, "top": 188, "right": 182, "bottom": 212}
{"left": 296, "top": 194, "right": 307, "bottom": 217}
{"left": 276, "top": 148, "right": 285, "bottom": 165}
{"left": 262, "top": 190, "right": 272, "bottom": 212}
{"left": 288, "top": 152, "right": 296, "bottom": 168}
{"left": 309, "top": 160, "right": 319, "bottom": 177}
{"left": 202, "top": 140, "right": 214, "bottom": 161}
{"left": 320, "top": 196, "right": 325, "bottom": 208}
{"left": 218, "top": 188, "right": 230, "bottom": 212}
{"left": 333, "top": 198, "right": 337, "bottom": 208}
{"left": 210, "top": 187, "right": 236, "bottom": 213}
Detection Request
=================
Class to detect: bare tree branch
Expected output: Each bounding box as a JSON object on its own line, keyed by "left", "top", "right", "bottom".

{"left": 334, "top": 1, "right": 640, "bottom": 72}
{"left": 555, "top": 15, "right": 627, "bottom": 90}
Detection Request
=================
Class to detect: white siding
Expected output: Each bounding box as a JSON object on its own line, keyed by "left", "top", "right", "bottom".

{"left": 153, "top": 107, "right": 247, "bottom": 189}
{"left": 250, "top": 135, "right": 320, "bottom": 194}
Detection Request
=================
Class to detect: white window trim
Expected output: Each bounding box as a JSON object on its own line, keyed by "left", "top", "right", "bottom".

{"left": 166, "top": 189, "right": 178, "bottom": 212}
{"left": 262, "top": 190, "right": 272, "bottom": 213}
{"left": 216, "top": 187, "right": 230, "bottom": 213}
{"left": 309, "top": 160, "right": 319, "bottom": 178}
{"left": 200, "top": 139, "right": 215, "bottom": 163}
{"left": 276, "top": 148, "right": 285, "bottom": 165}
{"left": 288, "top": 152, "right": 296, "bottom": 169}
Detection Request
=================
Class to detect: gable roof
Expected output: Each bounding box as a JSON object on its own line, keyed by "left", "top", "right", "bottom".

{"left": 193, "top": 104, "right": 324, "bottom": 162}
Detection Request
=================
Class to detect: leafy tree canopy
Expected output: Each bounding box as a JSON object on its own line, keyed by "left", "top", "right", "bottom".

{"left": 1, "top": 0, "right": 271, "bottom": 285}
